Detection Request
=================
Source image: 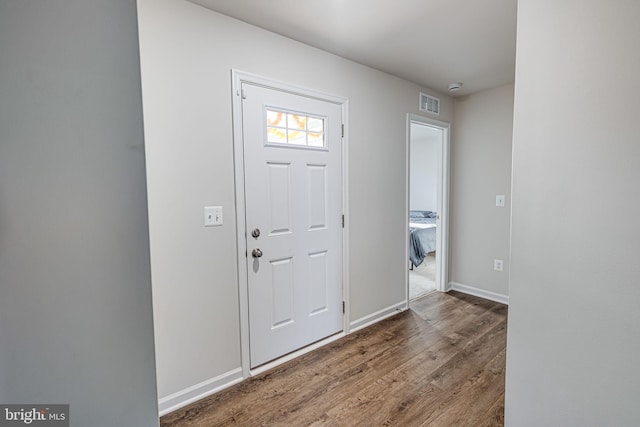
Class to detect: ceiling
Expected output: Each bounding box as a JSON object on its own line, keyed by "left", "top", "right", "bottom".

{"left": 188, "top": 0, "right": 517, "bottom": 97}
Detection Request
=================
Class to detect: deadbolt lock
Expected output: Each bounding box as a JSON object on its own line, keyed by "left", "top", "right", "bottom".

{"left": 251, "top": 228, "right": 261, "bottom": 239}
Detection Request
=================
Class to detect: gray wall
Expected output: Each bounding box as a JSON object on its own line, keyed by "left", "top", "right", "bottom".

{"left": 0, "top": 1, "right": 159, "bottom": 426}
{"left": 450, "top": 84, "right": 514, "bottom": 298}
{"left": 505, "top": 1, "right": 640, "bottom": 425}
{"left": 137, "top": 0, "right": 452, "bottom": 408}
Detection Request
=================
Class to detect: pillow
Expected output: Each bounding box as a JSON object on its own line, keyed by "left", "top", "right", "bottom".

{"left": 410, "top": 210, "right": 437, "bottom": 218}
{"left": 410, "top": 210, "right": 428, "bottom": 218}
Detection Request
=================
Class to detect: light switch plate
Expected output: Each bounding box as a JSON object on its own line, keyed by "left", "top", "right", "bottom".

{"left": 204, "top": 206, "right": 223, "bottom": 227}
{"left": 496, "top": 195, "right": 505, "bottom": 207}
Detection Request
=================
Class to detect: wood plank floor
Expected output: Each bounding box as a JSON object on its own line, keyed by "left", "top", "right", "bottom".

{"left": 161, "top": 291, "right": 507, "bottom": 427}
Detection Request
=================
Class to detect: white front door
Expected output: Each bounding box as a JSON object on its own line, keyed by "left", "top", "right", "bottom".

{"left": 241, "top": 82, "right": 343, "bottom": 368}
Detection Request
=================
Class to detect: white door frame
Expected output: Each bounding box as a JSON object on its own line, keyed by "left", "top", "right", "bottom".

{"left": 405, "top": 113, "right": 450, "bottom": 299}
{"left": 231, "top": 70, "right": 350, "bottom": 378}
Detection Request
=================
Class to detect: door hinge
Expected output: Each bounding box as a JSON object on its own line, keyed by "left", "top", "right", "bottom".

{"left": 341, "top": 124, "right": 344, "bottom": 138}
{"left": 341, "top": 214, "right": 344, "bottom": 228}
{"left": 342, "top": 301, "right": 345, "bottom": 314}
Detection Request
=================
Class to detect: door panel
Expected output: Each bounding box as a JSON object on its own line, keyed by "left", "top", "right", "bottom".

{"left": 307, "top": 164, "right": 328, "bottom": 230}
{"left": 270, "top": 257, "right": 294, "bottom": 328}
{"left": 308, "top": 250, "right": 329, "bottom": 315}
{"left": 266, "top": 162, "right": 292, "bottom": 235}
{"left": 242, "top": 83, "right": 343, "bottom": 368}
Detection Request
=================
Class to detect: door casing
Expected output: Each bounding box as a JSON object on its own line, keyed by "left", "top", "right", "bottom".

{"left": 231, "top": 70, "right": 350, "bottom": 377}
{"left": 405, "top": 113, "right": 451, "bottom": 305}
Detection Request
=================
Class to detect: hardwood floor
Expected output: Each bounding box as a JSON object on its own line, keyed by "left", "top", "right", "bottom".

{"left": 161, "top": 291, "right": 507, "bottom": 427}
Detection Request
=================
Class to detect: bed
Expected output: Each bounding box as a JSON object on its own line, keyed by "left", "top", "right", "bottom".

{"left": 409, "top": 210, "right": 437, "bottom": 267}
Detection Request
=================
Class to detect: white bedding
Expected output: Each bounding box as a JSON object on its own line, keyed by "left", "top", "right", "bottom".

{"left": 409, "top": 222, "right": 437, "bottom": 230}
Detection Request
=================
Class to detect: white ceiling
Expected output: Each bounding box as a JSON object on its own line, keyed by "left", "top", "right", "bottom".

{"left": 188, "top": 0, "right": 517, "bottom": 97}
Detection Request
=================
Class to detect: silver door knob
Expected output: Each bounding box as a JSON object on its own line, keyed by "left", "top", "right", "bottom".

{"left": 252, "top": 248, "right": 263, "bottom": 258}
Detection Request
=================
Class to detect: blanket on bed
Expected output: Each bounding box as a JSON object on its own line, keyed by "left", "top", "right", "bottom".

{"left": 409, "top": 227, "right": 436, "bottom": 266}
{"left": 409, "top": 210, "right": 437, "bottom": 266}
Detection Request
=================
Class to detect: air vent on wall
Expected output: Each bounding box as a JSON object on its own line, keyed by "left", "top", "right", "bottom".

{"left": 419, "top": 92, "right": 440, "bottom": 115}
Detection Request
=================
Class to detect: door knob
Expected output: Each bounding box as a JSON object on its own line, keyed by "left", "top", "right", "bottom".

{"left": 252, "top": 248, "right": 263, "bottom": 258}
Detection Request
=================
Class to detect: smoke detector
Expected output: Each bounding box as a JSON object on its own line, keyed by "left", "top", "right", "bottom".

{"left": 448, "top": 82, "right": 463, "bottom": 92}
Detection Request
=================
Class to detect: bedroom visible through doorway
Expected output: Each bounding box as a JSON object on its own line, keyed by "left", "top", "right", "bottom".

{"left": 407, "top": 117, "right": 449, "bottom": 300}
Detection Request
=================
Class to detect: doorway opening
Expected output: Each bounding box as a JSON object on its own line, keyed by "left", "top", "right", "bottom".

{"left": 406, "top": 114, "right": 450, "bottom": 300}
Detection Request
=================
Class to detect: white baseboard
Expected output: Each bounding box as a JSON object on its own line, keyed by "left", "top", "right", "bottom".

{"left": 158, "top": 368, "right": 244, "bottom": 416}
{"left": 449, "top": 282, "right": 509, "bottom": 305}
{"left": 349, "top": 301, "right": 407, "bottom": 332}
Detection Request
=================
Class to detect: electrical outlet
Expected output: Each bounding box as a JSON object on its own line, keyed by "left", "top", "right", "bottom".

{"left": 494, "top": 259, "right": 504, "bottom": 271}
{"left": 204, "top": 206, "right": 223, "bottom": 227}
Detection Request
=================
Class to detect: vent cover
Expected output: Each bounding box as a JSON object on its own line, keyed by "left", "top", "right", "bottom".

{"left": 419, "top": 93, "right": 440, "bottom": 115}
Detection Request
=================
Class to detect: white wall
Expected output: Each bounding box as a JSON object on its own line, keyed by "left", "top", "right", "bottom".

{"left": 505, "top": 1, "right": 640, "bottom": 425}
{"left": 450, "top": 84, "right": 514, "bottom": 299}
{"left": 409, "top": 124, "right": 439, "bottom": 212}
{"left": 0, "top": 1, "right": 159, "bottom": 426}
{"left": 136, "top": 0, "right": 452, "bottom": 409}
